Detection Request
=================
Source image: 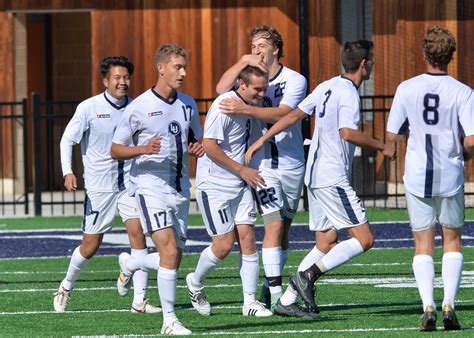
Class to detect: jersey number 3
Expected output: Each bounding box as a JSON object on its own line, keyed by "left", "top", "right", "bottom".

{"left": 423, "top": 93, "right": 439, "bottom": 125}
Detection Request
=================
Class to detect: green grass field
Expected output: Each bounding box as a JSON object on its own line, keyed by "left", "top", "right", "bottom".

{"left": 1, "top": 209, "right": 473, "bottom": 336}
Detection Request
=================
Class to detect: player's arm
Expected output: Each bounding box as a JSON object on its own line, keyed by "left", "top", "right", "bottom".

{"left": 215, "top": 54, "right": 267, "bottom": 95}
{"left": 203, "top": 138, "right": 265, "bottom": 189}
{"left": 340, "top": 128, "right": 385, "bottom": 152}
{"left": 464, "top": 135, "right": 474, "bottom": 160}
{"left": 110, "top": 137, "right": 161, "bottom": 160}
{"left": 245, "top": 108, "right": 306, "bottom": 164}
{"left": 219, "top": 100, "right": 291, "bottom": 123}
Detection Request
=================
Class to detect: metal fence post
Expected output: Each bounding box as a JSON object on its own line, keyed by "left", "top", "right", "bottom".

{"left": 21, "top": 98, "right": 29, "bottom": 215}
{"left": 32, "top": 92, "right": 42, "bottom": 216}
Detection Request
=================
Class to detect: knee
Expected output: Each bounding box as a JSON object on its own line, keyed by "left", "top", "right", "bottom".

{"left": 360, "top": 234, "right": 374, "bottom": 251}
{"left": 211, "top": 240, "right": 233, "bottom": 259}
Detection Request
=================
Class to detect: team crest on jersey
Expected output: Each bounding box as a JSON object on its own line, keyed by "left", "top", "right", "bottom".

{"left": 96, "top": 114, "right": 110, "bottom": 118}
{"left": 148, "top": 111, "right": 163, "bottom": 117}
{"left": 168, "top": 121, "right": 182, "bottom": 135}
{"left": 262, "top": 96, "right": 273, "bottom": 108}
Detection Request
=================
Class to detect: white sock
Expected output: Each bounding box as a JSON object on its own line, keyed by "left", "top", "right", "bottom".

{"left": 192, "top": 246, "right": 221, "bottom": 288}
{"left": 158, "top": 267, "right": 177, "bottom": 323}
{"left": 413, "top": 254, "right": 435, "bottom": 311}
{"left": 63, "top": 246, "right": 89, "bottom": 290}
{"left": 141, "top": 252, "right": 160, "bottom": 272}
{"left": 131, "top": 249, "right": 148, "bottom": 304}
{"left": 319, "top": 238, "right": 364, "bottom": 272}
{"left": 280, "top": 246, "right": 325, "bottom": 306}
{"left": 262, "top": 247, "right": 282, "bottom": 297}
{"left": 442, "top": 251, "right": 463, "bottom": 309}
{"left": 240, "top": 252, "right": 259, "bottom": 305}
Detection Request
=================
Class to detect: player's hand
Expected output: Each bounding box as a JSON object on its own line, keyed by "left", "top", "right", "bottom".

{"left": 219, "top": 98, "right": 249, "bottom": 115}
{"left": 188, "top": 142, "right": 205, "bottom": 157}
{"left": 382, "top": 143, "right": 396, "bottom": 161}
{"left": 241, "top": 54, "right": 267, "bottom": 73}
{"left": 64, "top": 173, "right": 77, "bottom": 191}
{"left": 245, "top": 139, "right": 264, "bottom": 165}
{"left": 144, "top": 136, "right": 161, "bottom": 155}
{"left": 238, "top": 166, "right": 266, "bottom": 189}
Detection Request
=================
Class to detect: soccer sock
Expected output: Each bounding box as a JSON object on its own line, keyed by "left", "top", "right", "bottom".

{"left": 158, "top": 267, "right": 177, "bottom": 323}
{"left": 442, "top": 251, "right": 463, "bottom": 309}
{"left": 131, "top": 249, "right": 148, "bottom": 304}
{"left": 141, "top": 252, "right": 160, "bottom": 272}
{"left": 262, "top": 247, "right": 282, "bottom": 303}
{"left": 63, "top": 246, "right": 89, "bottom": 290}
{"left": 240, "top": 252, "right": 259, "bottom": 305}
{"left": 192, "top": 246, "right": 221, "bottom": 289}
{"left": 413, "top": 254, "right": 436, "bottom": 311}
{"left": 280, "top": 246, "right": 325, "bottom": 306}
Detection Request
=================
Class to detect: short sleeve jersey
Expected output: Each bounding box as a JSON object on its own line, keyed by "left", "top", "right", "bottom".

{"left": 196, "top": 91, "right": 253, "bottom": 188}
{"left": 298, "top": 75, "right": 361, "bottom": 188}
{"left": 387, "top": 73, "right": 474, "bottom": 198}
{"left": 254, "top": 66, "right": 307, "bottom": 169}
{"left": 60, "top": 92, "right": 132, "bottom": 192}
{"left": 113, "top": 88, "right": 203, "bottom": 193}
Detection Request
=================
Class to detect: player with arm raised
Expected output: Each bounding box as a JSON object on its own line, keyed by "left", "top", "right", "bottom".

{"left": 216, "top": 25, "right": 307, "bottom": 310}
{"left": 111, "top": 44, "right": 203, "bottom": 336}
{"left": 385, "top": 26, "right": 474, "bottom": 331}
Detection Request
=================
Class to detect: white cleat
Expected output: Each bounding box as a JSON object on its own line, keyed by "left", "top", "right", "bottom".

{"left": 53, "top": 281, "right": 71, "bottom": 312}
{"left": 242, "top": 300, "right": 273, "bottom": 317}
{"left": 117, "top": 252, "right": 133, "bottom": 296}
{"left": 131, "top": 298, "right": 162, "bottom": 313}
{"left": 161, "top": 319, "right": 192, "bottom": 336}
{"left": 186, "top": 273, "right": 211, "bottom": 316}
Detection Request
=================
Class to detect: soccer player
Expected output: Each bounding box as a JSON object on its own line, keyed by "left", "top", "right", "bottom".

{"left": 185, "top": 65, "right": 272, "bottom": 318}
{"left": 216, "top": 25, "right": 307, "bottom": 311}
{"left": 385, "top": 26, "right": 474, "bottom": 331}
{"left": 111, "top": 44, "right": 203, "bottom": 336}
{"left": 53, "top": 56, "right": 160, "bottom": 314}
{"left": 246, "top": 40, "right": 391, "bottom": 316}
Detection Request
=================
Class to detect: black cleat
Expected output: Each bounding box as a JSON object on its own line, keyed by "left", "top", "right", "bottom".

{"left": 273, "top": 299, "right": 319, "bottom": 318}
{"left": 442, "top": 304, "right": 461, "bottom": 331}
{"left": 289, "top": 272, "right": 319, "bottom": 313}
{"left": 420, "top": 305, "right": 437, "bottom": 331}
{"left": 259, "top": 284, "right": 271, "bottom": 310}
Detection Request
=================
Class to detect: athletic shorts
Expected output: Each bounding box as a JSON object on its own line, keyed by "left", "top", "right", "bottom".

{"left": 82, "top": 191, "right": 118, "bottom": 234}
{"left": 117, "top": 190, "right": 140, "bottom": 223}
{"left": 197, "top": 184, "right": 256, "bottom": 237}
{"left": 406, "top": 188, "right": 464, "bottom": 231}
{"left": 135, "top": 187, "right": 190, "bottom": 249}
{"left": 308, "top": 178, "right": 367, "bottom": 231}
{"left": 254, "top": 165, "right": 304, "bottom": 221}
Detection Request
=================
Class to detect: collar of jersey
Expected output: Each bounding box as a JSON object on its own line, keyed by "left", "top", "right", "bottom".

{"left": 340, "top": 75, "right": 358, "bottom": 89}
{"left": 269, "top": 64, "right": 284, "bottom": 82}
{"left": 425, "top": 72, "right": 448, "bottom": 76}
{"left": 232, "top": 89, "right": 250, "bottom": 105}
{"left": 151, "top": 87, "right": 177, "bottom": 105}
{"left": 103, "top": 92, "right": 129, "bottom": 110}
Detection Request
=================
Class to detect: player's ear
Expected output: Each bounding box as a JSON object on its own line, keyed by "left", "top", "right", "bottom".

{"left": 102, "top": 76, "right": 109, "bottom": 88}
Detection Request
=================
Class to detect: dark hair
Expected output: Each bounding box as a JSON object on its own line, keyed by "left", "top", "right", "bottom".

{"left": 100, "top": 56, "right": 134, "bottom": 78}
{"left": 341, "top": 40, "right": 374, "bottom": 73}
{"left": 250, "top": 25, "right": 284, "bottom": 60}
{"left": 422, "top": 26, "right": 456, "bottom": 68}
{"left": 239, "top": 65, "right": 268, "bottom": 85}
{"left": 154, "top": 44, "right": 187, "bottom": 65}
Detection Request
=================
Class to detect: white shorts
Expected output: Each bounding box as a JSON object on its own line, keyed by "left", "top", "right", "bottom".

{"left": 406, "top": 189, "right": 464, "bottom": 231}
{"left": 135, "top": 187, "right": 190, "bottom": 249}
{"left": 254, "top": 165, "right": 304, "bottom": 221}
{"left": 197, "top": 184, "right": 256, "bottom": 237}
{"left": 82, "top": 191, "right": 118, "bottom": 234}
{"left": 117, "top": 190, "right": 140, "bottom": 223}
{"left": 308, "top": 179, "right": 367, "bottom": 231}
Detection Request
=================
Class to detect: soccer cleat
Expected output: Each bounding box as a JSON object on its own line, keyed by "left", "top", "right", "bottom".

{"left": 242, "top": 300, "right": 273, "bottom": 317}
{"left": 289, "top": 272, "right": 319, "bottom": 313}
{"left": 117, "top": 252, "right": 133, "bottom": 296}
{"left": 442, "top": 304, "right": 461, "bottom": 331}
{"left": 185, "top": 273, "right": 211, "bottom": 316}
{"left": 420, "top": 305, "right": 437, "bottom": 331}
{"left": 160, "top": 319, "right": 192, "bottom": 336}
{"left": 131, "top": 298, "right": 162, "bottom": 313}
{"left": 259, "top": 283, "right": 271, "bottom": 309}
{"left": 273, "top": 299, "right": 320, "bottom": 318}
{"left": 53, "top": 281, "right": 71, "bottom": 312}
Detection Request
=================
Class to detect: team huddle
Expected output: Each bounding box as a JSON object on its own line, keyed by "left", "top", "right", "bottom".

{"left": 53, "top": 25, "right": 473, "bottom": 335}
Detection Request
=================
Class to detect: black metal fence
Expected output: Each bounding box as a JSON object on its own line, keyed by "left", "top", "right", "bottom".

{"left": 1, "top": 94, "right": 472, "bottom": 216}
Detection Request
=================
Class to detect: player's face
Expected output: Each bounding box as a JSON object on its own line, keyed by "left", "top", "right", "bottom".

{"left": 240, "top": 75, "right": 268, "bottom": 104}
{"left": 251, "top": 36, "right": 278, "bottom": 65}
{"left": 103, "top": 66, "right": 131, "bottom": 100}
{"left": 158, "top": 55, "right": 187, "bottom": 90}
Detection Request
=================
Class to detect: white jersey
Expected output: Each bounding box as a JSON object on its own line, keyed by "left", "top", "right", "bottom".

{"left": 113, "top": 88, "right": 202, "bottom": 193}
{"left": 60, "top": 92, "right": 132, "bottom": 192}
{"left": 254, "top": 66, "right": 307, "bottom": 169}
{"left": 387, "top": 73, "right": 474, "bottom": 198}
{"left": 196, "top": 91, "right": 253, "bottom": 188}
{"left": 299, "top": 75, "right": 361, "bottom": 188}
